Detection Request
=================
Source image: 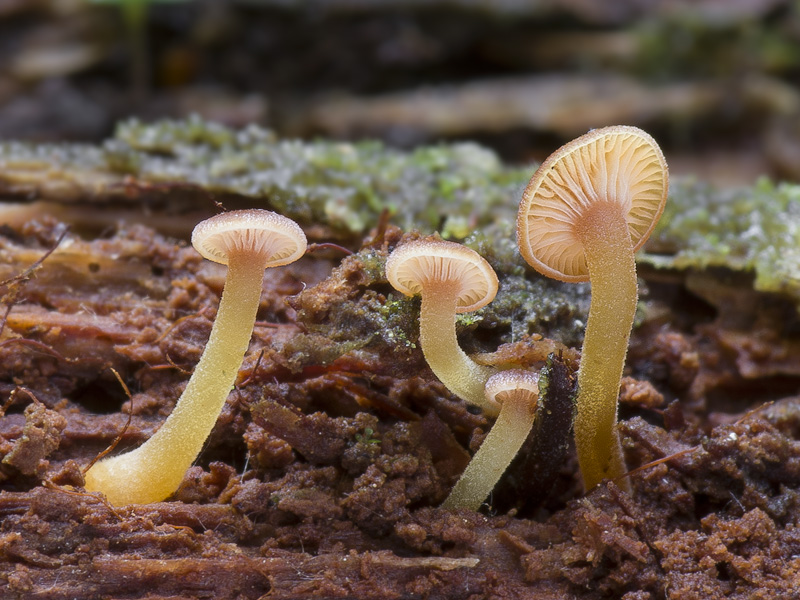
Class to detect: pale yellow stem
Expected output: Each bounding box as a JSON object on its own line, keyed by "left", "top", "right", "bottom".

{"left": 419, "top": 282, "right": 497, "bottom": 416}
{"left": 84, "top": 251, "right": 266, "bottom": 505}
{"left": 441, "top": 391, "right": 536, "bottom": 511}
{"left": 574, "top": 205, "right": 636, "bottom": 492}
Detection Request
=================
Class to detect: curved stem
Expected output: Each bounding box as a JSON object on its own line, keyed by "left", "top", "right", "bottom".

{"left": 419, "top": 282, "right": 497, "bottom": 416}
{"left": 442, "top": 392, "right": 536, "bottom": 510}
{"left": 85, "top": 251, "right": 266, "bottom": 505}
{"left": 575, "top": 206, "right": 637, "bottom": 492}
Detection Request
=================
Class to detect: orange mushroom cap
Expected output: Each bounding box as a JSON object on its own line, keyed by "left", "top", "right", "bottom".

{"left": 385, "top": 239, "right": 498, "bottom": 312}
{"left": 192, "top": 209, "right": 307, "bottom": 268}
{"left": 516, "top": 125, "right": 668, "bottom": 283}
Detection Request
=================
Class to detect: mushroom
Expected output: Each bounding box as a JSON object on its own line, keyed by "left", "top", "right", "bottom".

{"left": 516, "top": 125, "right": 668, "bottom": 491}
{"left": 385, "top": 239, "right": 499, "bottom": 415}
{"left": 84, "top": 209, "right": 307, "bottom": 505}
{"left": 442, "top": 369, "right": 539, "bottom": 511}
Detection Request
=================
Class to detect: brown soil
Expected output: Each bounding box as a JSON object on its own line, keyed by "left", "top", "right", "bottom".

{"left": 2, "top": 216, "right": 800, "bottom": 599}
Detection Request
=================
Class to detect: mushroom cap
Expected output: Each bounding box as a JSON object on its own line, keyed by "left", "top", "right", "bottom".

{"left": 192, "top": 209, "right": 307, "bottom": 267}
{"left": 516, "top": 125, "right": 668, "bottom": 283}
{"left": 484, "top": 369, "right": 540, "bottom": 412}
{"left": 385, "top": 239, "right": 498, "bottom": 313}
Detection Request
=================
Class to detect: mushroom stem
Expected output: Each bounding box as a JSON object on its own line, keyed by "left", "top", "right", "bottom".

{"left": 442, "top": 381, "right": 537, "bottom": 510}
{"left": 575, "top": 204, "right": 637, "bottom": 492}
{"left": 84, "top": 250, "right": 267, "bottom": 505}
{"left": 419, "top": 281, "right": 497, "bottom": 416}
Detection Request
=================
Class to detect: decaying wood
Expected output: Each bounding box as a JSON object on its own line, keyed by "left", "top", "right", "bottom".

{"left": 3, "top": 210, "right": 800, "bottom": 598}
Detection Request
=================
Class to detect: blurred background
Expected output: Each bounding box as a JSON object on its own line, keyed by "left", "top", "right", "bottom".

{"left": 2, "top": 0, "right": 800, "bottom": 186}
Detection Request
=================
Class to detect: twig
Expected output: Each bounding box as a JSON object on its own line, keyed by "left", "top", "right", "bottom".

{"left": 306, "top": 242, "right": 354, "bottom": 256}
{"left": 0, "top": 338, "right": 65, "bottom": 361}
{"left": 618, "top": 400, "right": 777, "bottom": 484}
{"left": 82, "top": 368, "right": 134, "bottom": 474}
{"left": 0, "top": 226, "right": 69, "bottom": 338}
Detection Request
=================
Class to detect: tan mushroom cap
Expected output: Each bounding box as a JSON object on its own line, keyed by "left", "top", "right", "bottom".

{"left": 192, "top": 209, "right": 307, "bottom": 267}
{"left": 516, "top": 125, "right": 668, "bottom": 283}
{"left": 386, "top": 239, "right": 498, "bottom": 313}
{"left": 484, "top": 369, "right": 540, "bottom": 410}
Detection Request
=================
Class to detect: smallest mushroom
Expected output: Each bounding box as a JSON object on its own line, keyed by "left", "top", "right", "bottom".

{"left": 441, "top": 369, "right": 540, "bottom": 511}
{"left": 385, "top": 239, "right": 499, "bottom": 415}
{"left": 84, "top": 209, "right": 306, "bottom": 506}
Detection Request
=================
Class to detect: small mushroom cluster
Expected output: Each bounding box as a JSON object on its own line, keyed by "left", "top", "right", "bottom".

{"left": 83, "top": 125, "right": 667, "bottom": 511}
{"left": 387, "top": 125, "right": 668, "bottom": 508}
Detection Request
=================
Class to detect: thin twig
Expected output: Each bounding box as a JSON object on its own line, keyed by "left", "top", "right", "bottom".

{"left": 42, "top": 480, "right": 124, "bottom": 521}
{"left": 619, "top": 400, "right": 777, "bottom": 484}
{"left": 0, "top": 385, "right": 40, "bottom": 417}
{"left": 0, "top": 226, "right": 69, "bottom": 338}
{"left": 238, "top": 348, "right": 266, "bottom": 388}
{"left": 0, "top": 226, "right": 69, "bottom": 288}
{"left": 153, "top": 307, "right": 211, "bottom": 344}
{"left": 0, "top": 338, "right": 65, "bottom": 361}
{"left": 305, "top": 242, "right": 354, "bottom": 256}
{"left": 82, "top": 368, "right": 134, "bottom": 474}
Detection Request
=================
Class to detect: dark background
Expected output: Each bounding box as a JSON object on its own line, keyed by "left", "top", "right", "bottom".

{"left": 2, "top": 0, "right": 799, "bottom": 185}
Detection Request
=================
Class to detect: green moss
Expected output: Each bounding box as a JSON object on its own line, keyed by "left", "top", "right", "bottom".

{"left": 377, "top": 296, "right": 418, "bottom": 350}
{"left": 354, "top": 427, "right": 381, "bottom": 446}
{"left": 114, "top": 114, "right": 241, "bottom": 151}
{"left": 0, "top": 115, "right": 527, "bottom": 240}
{"left": 5, "top": 114, "right": 800, "bottom": 329}
{"left": 641, "top": 177, "right": 800, "bottom": 304}
{"left": 107, "top": 116, "right": 529, "bottom": 237}
{"left": 634, "top": 12, "right": 800, "bottom": 80}
{"left": 458, "top": 222, "right": 592, "bottom": 347}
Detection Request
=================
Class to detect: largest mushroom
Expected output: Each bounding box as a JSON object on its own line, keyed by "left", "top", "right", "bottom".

{"left": 84, "top": 209, "right": 307, "bottom": 505}
{"left": 516, "top": 125, "right": 668, "bottom": 491}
